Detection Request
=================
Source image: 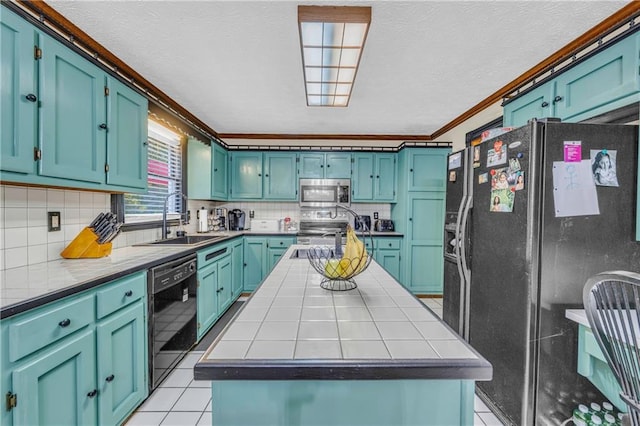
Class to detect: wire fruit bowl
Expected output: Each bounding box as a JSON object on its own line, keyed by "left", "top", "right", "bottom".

{"left": 306, "top": 208, "right": 372, "bottom": 291}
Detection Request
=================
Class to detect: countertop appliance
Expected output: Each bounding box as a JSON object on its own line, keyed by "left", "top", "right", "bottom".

{"left": 197, "top": 207, "right": 208, "bottom": 233}
{"left": 227, "top": 209, "right": 246, "bottom": 231}
{"left": 297, "top": 207, "right": 349, "bottom": 245}
{"left": 354, "top": 215, "right": 371, "bottom": 231}
{"left": 374, "top": 219, "right": 394, "bottom": 232}
{"left": 148, "top": 254, "right": 197, "bottom": 391}
{"left": 299, "top": 178, "right": 350, "bottom": 207}
{"left": 443, "top": 119, "right": 640, "bottom": 425}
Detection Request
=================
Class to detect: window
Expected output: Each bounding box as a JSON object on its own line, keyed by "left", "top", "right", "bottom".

{"left": 124, "top": 120, "right": 183, "bottom": 224}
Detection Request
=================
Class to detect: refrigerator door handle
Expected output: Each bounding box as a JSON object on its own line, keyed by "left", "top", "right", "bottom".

{"left": 459, "top": 193, "right": 472, "bottom": 340}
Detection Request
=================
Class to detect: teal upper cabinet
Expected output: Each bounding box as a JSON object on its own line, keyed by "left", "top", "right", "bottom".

{"left": 212, "top": 143, "right": 228, "bottom": 200}
{"left": 299, "top": 152, "right": 351, "bottom": 178}
{"left": 1, "top": 7, "right": 37, "bottom": 174}
{"left": 299, "top": 153, "right": 325, "bottom": 178}
{"left": 0, "top": 10, "right": 148, "bottom": 193}
{"left": 375, "top": 153, "right": 397, "bottom": 201}
{"left": 504, "top": 32, "right": 640, "bottom": 127}
{"left": 228, "top": 151, "right": 298, "bottom": 201}
{"left": 553, "top": 32, "right": 640, "bottom": 122}
{"left": 105, "top": 76, "right": 148, "bottom": 190}
{"left": 263, "top": 153, "right": 298, "bottom": 200}
{"left": 229, "top": 151, "right": 263, "bottom": 199}
{"left": 502, "top": 81, "right": 555, "bottom": 127}
{"left": 187, "top": 138, "right": 212, "bottom": 199}
{"left": 352, "top": 153, "right": 375, "bottom": 200}
{"left": 39, "top": 32, "right": 106, "bottom": 184}
{"left": 406, "top": 149, "right": 448, "bottom": 192}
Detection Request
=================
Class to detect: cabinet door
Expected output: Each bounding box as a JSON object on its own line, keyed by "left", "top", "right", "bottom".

{"left": 243, "top": 238, "right": 267, "bottom": 291}
{"left": 12, "top": 329, "right": 97, "bottom": 426}
{"left": 231, "top": 239, "right": 244, "bottom": 299}
{"left": 264, "top": 153, "right": 298, "bottom": 200}
{"left": 502, "top": 81, "right": 555, "bottom": 128}
{"left": 407, "top": 149, "right": 449, "bottom": 192}
{"left": 197, "top": 262, "right": 218, "bottom": 339}
{"left": 96, "top": 302, "right": 146, "bottom": 426}
{"left": 352, "top": 153, "right": 374, "bottom": 201}
{"left": 187, "top": 138, "right": 212, "bottom": 199}
{"left": 212, "top": 143, "right": 228, "bottom": 200}
{"left": 39, "top": 33, "right": 106, "bottom": 183}
{"left": 325, "top": 153, "right": 351, "bottom": 178}
{"left": 105, "top": 76, "right": 148, "bottom": 190}
{"left": 229, "top": 152, "right": 262, "bottom": 199}
{"left": 1, "top": 8, "right": 37, "bottom": 174}
{"left": 299, "top": 153, "right": 325, "bottom": 178}
{"left": 405, "top": 193, "right": 445, "bottom": 294}
{"left": 554, "top": 32, "right": 640, "bottom": 122}
{"left": 376, "top": 249, "right": 401, "bottom": 282}
{"left": 216, "top": 255, "right": 233, "bottom": 314}
{"left": 374, "top": 153, "right": 396, "bottom": 201}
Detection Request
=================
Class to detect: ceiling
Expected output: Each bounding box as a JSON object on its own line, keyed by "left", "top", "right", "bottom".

{"left": 45, "top": 1, "right": 630, "bottom": 144}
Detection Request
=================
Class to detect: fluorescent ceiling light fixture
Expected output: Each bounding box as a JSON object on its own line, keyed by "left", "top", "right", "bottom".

{"left": 298, "top": 6, "right": 371, "bottom": 107}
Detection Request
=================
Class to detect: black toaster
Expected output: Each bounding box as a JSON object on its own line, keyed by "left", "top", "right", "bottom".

{"left": 374, "top": 219, "right": 395, "bottom": 232}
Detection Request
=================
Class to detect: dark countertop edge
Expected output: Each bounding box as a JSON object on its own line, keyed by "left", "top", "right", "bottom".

{"left": 0, "top": 234, "right": 245, "bottom": 319}
{"left": 193, "top": 358, "right": 492, "bottom": 381}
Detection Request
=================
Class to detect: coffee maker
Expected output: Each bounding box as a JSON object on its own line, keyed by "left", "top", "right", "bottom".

{"left": 227, "top": 209, "right": 246, "bottom": 231}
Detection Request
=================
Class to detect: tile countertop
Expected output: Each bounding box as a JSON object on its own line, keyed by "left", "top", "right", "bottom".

{"left": 0, "top": 232, "right": 244, "bottom": 318}
{"left": 194, "top": 244, "right": 492, "bottom": 381}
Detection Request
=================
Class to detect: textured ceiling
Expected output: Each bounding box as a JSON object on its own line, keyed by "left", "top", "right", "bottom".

{"left": 47, "top": 1, "right": 629, "bottom": 139}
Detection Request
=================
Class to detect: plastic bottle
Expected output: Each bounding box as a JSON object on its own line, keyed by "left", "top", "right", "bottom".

{"left": 601, "top": 402, "right": 614, "bottom": 414}
{"left": 602, "top": 413, "right": 616, "bottom": 426}
{"left": 589, "top": 414, "right": 603, "bottom": 425}
{"left": 573, "top": 404, "right": 591, "bottom": 424}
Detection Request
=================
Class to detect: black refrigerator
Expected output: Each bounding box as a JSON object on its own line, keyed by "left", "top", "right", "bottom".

{"left": 444, "top": 119, "right": 640, "bottom": 425}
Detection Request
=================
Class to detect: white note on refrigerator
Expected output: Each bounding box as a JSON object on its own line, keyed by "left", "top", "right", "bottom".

{"left": 552, "top": 160, "right": 600, "bottom": 217}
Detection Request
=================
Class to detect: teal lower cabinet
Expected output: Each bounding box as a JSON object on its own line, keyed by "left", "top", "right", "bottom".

{"left": 210, "top": 379, "right": 475, "bottom": 426}
{"left": 0, "top": 271, "right": 148, "bottom": 426}
{"left": 267, "top": 237, "right": 296, "bottom": 270}
{"left": 373, "top": 237, "right": 402, "bottom": 282}
{"left": 230, "top": 238, "right": 244, "bottom": 299}
{"left": 12, "top": 329, "right": 97, "bottom": 426}
{"left": 96, "top": 302, "right": 146, "bottom": 425}
{"left": 216, "top": 254, "right": 233, "bottom": 314}
{"left": 243, "top": 237, "right": 268, "bottom": 292}
{"left": 244, "top": 236, "right": 295, "bottom": 291}
{"left": 196, "top": 244, "right": 232, "bottom": 339}
{"left": 576, "top": 324, "right": 626, "bottom": 411}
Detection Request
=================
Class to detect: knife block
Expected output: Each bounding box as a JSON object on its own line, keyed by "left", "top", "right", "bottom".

{"left": 61, "top": 227, "right": 113, "bottom": 259}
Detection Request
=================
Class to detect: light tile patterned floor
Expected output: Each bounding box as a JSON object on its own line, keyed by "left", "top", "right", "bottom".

{"left": 126, "top": 297, "right": 504, "bottom": 426}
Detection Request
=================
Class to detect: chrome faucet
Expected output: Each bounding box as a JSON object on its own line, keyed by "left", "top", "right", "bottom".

{"left": 162, "top": 191, "right": 187, "bottom": 239}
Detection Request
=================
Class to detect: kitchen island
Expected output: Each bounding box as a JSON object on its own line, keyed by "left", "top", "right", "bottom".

{"left": 194, "top": 244, "right": 492, "bottom": 426}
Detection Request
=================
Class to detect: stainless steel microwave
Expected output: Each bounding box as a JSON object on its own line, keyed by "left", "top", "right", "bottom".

{"left": 299, "top": 178, "right": 350, "bottom": 207}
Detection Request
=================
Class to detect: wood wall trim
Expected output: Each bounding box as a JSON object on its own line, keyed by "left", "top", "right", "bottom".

{"left": 429, "top": 2, "right": 640, "bottom": 140}
{"left": 14, "top": 0, "right": 220, "bottom": 140}
{"left": 217, "top": 133, "right": 431, "bottom": 141}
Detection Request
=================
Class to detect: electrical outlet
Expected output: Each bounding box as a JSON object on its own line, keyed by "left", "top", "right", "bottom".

{"left": 373, "top": 212, "right": 379, "bottom": 219}
{"left": 48, "top": 211, "right": 61, "bottom": 231}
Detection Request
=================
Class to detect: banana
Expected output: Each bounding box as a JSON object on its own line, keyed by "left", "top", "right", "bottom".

{"left": 335, "top": 225, "right": 367, "bottom": 277}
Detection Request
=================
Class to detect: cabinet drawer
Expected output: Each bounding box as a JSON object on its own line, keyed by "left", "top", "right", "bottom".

{"left": 375, "top": 238, "right": 401, "bottom": 250}
{"left": 96, "top": 272, "right": 146, "bottom": 319}
{"left": 267, "top": 237, "right": 294, "bottom": 248}
{"left": 9, "top": 293, "right": 94, "bottom": 362}
{"left": 198, "top": 243, "right": 230, "bottom": 269}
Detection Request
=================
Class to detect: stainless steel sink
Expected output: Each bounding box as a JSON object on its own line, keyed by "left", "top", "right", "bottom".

{"left": 290, "top": 248, "right": 336, "bottom": 259}
{"left": 135, "top": 234, "right": 229, "bottom": 247}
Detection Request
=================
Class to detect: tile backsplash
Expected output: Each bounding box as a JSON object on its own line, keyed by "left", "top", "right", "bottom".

{"left": 0, "top": 183, "right": 392, "bottom": 270}
{"left": 0, "top": 184, "right": 111, "bottom": 270}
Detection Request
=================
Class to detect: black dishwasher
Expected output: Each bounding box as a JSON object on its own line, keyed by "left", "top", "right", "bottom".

{"left": 148, "top": 254, "right": 197, "bottom": 391}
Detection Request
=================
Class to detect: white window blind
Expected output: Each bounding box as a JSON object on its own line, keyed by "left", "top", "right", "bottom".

{"left": 124, "top": 121, "right": 183, "bottom": 224}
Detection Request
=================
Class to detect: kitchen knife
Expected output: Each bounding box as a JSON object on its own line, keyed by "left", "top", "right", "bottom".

{"left": 97, "top": 223, "right": 114, "bottom": 244}
{"left": 89, "top": 212, "right": 105, "bottom": 229}
{"left": 101, "top": 223, "right": 123, "bottom": 244}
